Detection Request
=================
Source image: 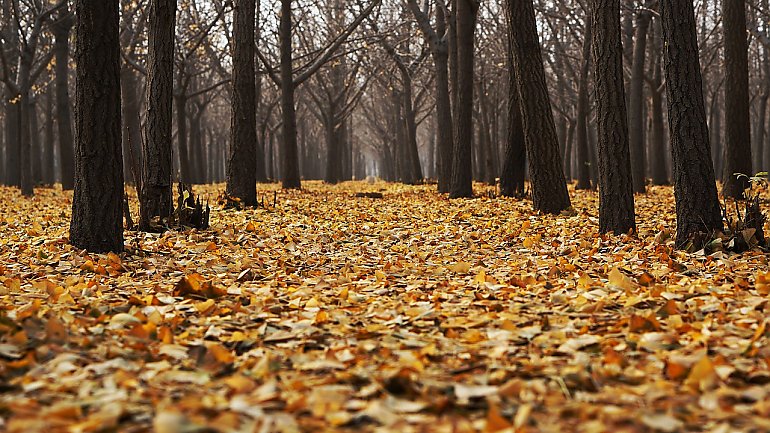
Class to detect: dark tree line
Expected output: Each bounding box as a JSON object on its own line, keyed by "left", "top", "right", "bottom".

{"left": 0, "top": 0, "right": 763, "bottom": 252}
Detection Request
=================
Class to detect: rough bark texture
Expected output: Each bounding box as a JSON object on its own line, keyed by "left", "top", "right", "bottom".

{"left": 575, "top": 17, "right": 593, "bottom": 191}
{"left": 500, "top": 40, "right": 526, "bottom": 198}
{"left": 53, "top": 8, "right": 75, "bottom": 190}
{"left": 591, "top": 0, "right": 636, "bottom": 234}
{"left": 627, "top": 8, "right": 651, "bottom": 193}
{"left": 70, "top": 0, "right": 124, "bottom": 253}
{"left": 449, "top": 0, "right": 477, "bottom": 198}
{"left": 280, "top": 0, "right": 301, "bottom": 189}
{"left": 507, "top": 0, "right": 570, "bottom": 213}
{"left": 721, "top": 0, "right": 752, "bottom": 198}
{"left": 227, "top": 0, "right": 258, "bottom": 205}
{"left": 140, "top": 0, "right": 176, "bottom": 229}
{"left": 660, "top": 0, "right": 723, "bottom": 248}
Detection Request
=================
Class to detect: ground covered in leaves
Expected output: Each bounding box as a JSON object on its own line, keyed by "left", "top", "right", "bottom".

{"left": 1, "top": 181, "right": 770, "bottom": 433}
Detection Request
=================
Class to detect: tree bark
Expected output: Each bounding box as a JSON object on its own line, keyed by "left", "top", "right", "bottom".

{"left": 660, "top": 0, "right": 723, "bottom": 248}
{"left": 591, "top": 0, "right": 636, "bottom": 234}
{"left": 508, "top": 0, "right": 570, "bottom": 214}
{"left": 721, "top": 0, "right": 752, "bottom": 198}
{"left": 140, "top": 0, "right": 176, "bottom": 229}
{"left": 279, "top": 0, "right": 301, "bottom": 189}
{"left": 70, "top": 0, "right": 124, "bottom": 253}
{"left": 500, "top": 42, "right": 526, "bottom": 198}
{"left": 507, "top": 0, "right": 571, "bottom": 214}
{"left": 449, "top": 0, "right": 477, "bottom": 198}
{"left": 227, "top": 0, "right": 258, "bottom": 204}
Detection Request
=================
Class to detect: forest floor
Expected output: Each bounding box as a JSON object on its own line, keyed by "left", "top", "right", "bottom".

{"left": 1, "top": 181, "right": 769, "bottom": 433}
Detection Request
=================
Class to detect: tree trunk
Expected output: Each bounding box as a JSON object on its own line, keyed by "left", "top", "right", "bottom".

{"left": 140, "top": 0, "right": 176, "bottom": 229}
{"left": 70, "top": 0, "right": 124, "bottom": 253}
{"left": 279, "top": 0, "right": 301, "bottom": 189}
{"left": 53, "top": 7, "right": 75, "bottom": 190}
{"left": 591, "top": 0, "right": 636, "bottom": 234}
{"left": 500, "top": 45, "right": 526, "bottom": 198}
{"left": 660, "top": 0, "right": 723, "bottom": 248}
{"left": 575, "top": 16, "right": 593, "bottom": 190}
{"left": 721, "top": 0, "right": 752, "bottom": 198}
{"left": 627, "top": 8, "right": 651, "bottom": 193}
{"left": 324, "top": 114, "right": 341, "bottom": 184}
{"left": 19, "top": 47, "right": 34, "bottom": 196}
{"left": 227, "top": 0, "right": 258, "bottom": 203}
{"left": 403, "top": 80, "right": 423, "bottom": 184}
{"left": 508, "top": 0, "right": 571, "bottom": 214}
{"left": 435, "top": 6, "right": 453, "bottom": 193}
{"left": 449, "top": 0, "right": 477, "bottom": 198}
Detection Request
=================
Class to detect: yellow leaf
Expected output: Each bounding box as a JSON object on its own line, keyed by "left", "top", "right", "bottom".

{"left": 608, "top": 267, "right": 634, "bottom": 290}
{"left": 577, "top": 272, "right": 594, "bottom": 289}
{"left": 684, "top": 356, "right": 718, "bottom": 391}
{"left": 474, "top": 270, "right": 487, "bottom": 284}
{"left": 449, "top": 262, "right": 472, "bottom": 273}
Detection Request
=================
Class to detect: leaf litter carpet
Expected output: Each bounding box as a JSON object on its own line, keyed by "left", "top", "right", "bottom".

{"left": 1, "top": 182, "right": 769, "bottom": 433}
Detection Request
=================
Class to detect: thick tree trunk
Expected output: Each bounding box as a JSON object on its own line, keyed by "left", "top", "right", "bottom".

{"left": 575, "top": 17, "right": 593, "bottom": 190}
{"left": 227, "top": 0, "right": 258, "bottom": 204}
{"left": 721, "top": 0, "right": 752, "bottom": 198}
{"left": 53, "top": 8, "right": 75, "bottom": 190}
{"left": 500, "top": 48, "right": 526, "bottom": 198}
{"left": 449, "top": 0, "right": 477, "bottom": 198}
{"left": 660, "top": 0, "right": 723, "bottom": 248}
{"left": 627, "top": 9, "right": 651, "bottom": 193}
{"left": 508, "top": 0, "right": 571, "bottom": 213}
{"left": 591, "top": 0, "right": 636, "bottom": 234}
{"left": 70, "top": 0, "right": 124, "bottom": 253}
{"left": 140, "top": 0, "right": 176, "bottom": 229}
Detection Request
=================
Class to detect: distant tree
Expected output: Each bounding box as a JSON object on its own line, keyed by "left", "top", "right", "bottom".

{"left": 627, "top": 2, "right": 652, "bottom": 193}
{"left": 226, "top": 0, "right": 258, "bottom": 205}
{"left": 721, "top": 0, "right": 752, "bottom": 198}
{"left": 575, "top": 13, "right": 592, "bottom": 191}
{"left": 52, "top": 3, "right": 75, "bottom": 190}
{"left": 140, "top": 0, "right": 176, "bottom": 229}
{"left": 590, "top": 0, "right": 635, "bottom": 234}
{"left": 259, "top": 0, "right": 381, "bottom": 189}
{"left": 506, "top": 0, "right": 570, "bottom": 214}
{"left": 407, "top": 0, "right": 453, "bottom": 193}
{"left": 70, "top": 0, "right": 124, "bottom": 252}
{"left": 660, "top": 0, "right": 723, "bottom": 247}
{"left": 0, "top": 0, "right": 65, "bottom": 196}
